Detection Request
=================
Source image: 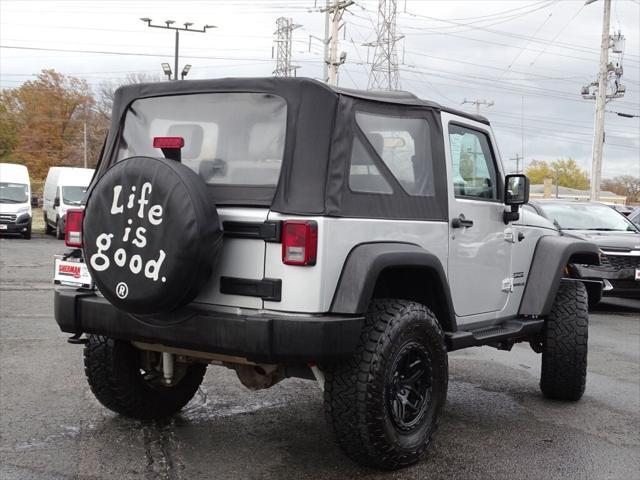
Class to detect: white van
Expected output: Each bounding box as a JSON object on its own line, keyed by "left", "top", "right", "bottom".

{"left": 43, "top": 167, "right": 94, "bottom": 239}
{"left": 0, "top": 163, "right": 32, "bottom": 239}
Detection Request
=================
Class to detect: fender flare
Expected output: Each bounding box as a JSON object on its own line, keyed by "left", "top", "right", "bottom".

{"left": 330, "top": 242, "right": 456, "bottom": 332}
{"left": 519, "top": 235, "right": 599, "bottom": 316}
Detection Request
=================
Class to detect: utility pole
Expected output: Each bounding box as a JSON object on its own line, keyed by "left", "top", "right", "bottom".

{"left": 320, "top": 1, "right": 353, "bottom": 86}
{"left": 461, "top": 98, "right": 494, "bottom": 116}
{"left": 83, "top": 122, "right": 88, "bottom": 169}
{"left": 365, "top": 0, "right": 403, "bottom": 91}
{"left": 509, "top": 154, "right": 522, "bottom": 174}
{"left": 323, "top": 0, "right": 330, "bottom": 82}
{"left": 582, "top": 0, "right": 626, "bottom": 201}
{"left": 273, "top": 17, "right": 301, "bottom": 77}
{"left": 140, "top": 18, "right": 215, "bottom": 80}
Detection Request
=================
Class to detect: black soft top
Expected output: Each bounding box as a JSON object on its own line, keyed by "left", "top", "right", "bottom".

{"left": 97, "top": 77, "right": 481, "bottom": 219}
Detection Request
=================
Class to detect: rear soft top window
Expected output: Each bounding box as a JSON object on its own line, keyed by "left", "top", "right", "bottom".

{"left": 116, "top": 93, "right": 287, "bottom": 190}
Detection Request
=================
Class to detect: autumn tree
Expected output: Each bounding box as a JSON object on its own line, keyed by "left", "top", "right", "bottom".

{"left": 0, "top": 102, "right": 18, "bottom": 159}
{"left": 1, "top": 69, "right": 94, "bottom": 180}
{"left": 525, "top": 158, "right": 590, "bottom": 190}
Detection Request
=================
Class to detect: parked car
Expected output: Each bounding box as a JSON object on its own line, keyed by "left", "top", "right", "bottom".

{"left": 610, "top": 204, "right": 634, "bottom": 216}
{"left": 629, "top": 207, "right": 640, "bottom": 228}
{"left": 528, "top": 200, "right": 640, "bottom": 303}
{"left": 0, "top": 163, "right": 32, "bottom": 239}
{"left": 53, "top": 77, "right": 600, "bottom": 470}
{"left": 43, "top": 167, "right": 94, "bottom": 239}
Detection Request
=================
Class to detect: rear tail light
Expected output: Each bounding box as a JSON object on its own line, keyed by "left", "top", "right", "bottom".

{"left": 65, "top": 209, "right": 84, "bottom": 248}
{"left": 282, "top": 220, "right": 317, "bottom": 266}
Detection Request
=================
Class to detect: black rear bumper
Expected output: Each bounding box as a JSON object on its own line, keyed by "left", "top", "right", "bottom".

{"left": 54, "top": 289, "right": 364, "bottom": 363}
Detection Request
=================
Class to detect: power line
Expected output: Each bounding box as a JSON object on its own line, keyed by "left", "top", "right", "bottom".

{"left": 398, "top": 4, "right": 639, "bottom": 61}
{"left": 497, "top": 9, "right": 554, "bottom": 81}
{"left": 0, "top": 44, "right": 298, "bottom": 63}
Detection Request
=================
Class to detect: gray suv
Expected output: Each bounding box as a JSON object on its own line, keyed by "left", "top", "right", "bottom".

{"left": 53, "top": 77, "right": 599, "bottom": 470}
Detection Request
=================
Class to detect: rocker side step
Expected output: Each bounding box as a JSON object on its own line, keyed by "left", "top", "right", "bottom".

{"left": 445, "top": 319, "right": 544, "bottom": 351}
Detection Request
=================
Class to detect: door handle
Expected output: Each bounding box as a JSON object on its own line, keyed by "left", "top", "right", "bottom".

{"left": 451, "top": 214, "right": 474, "bottom": 229}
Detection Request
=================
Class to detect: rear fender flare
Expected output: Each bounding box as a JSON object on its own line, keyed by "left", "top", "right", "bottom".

{"left": 330, "top": 242, "right": 456, "bottom": 332}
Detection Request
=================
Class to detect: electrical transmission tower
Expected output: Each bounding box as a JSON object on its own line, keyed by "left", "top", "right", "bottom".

{"left": 273, "top": 17, "right": 301, "bottom": 77}
{"left": 365, "top": 0, "right": 403, "bottom": 91}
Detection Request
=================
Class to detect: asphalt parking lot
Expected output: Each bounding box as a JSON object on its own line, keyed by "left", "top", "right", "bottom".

{"left": 1, "top": 235, "right": 639, "bottom": 480}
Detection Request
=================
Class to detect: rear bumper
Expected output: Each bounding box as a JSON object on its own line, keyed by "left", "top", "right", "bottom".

{"left": 54, "top": 289, "right": 364, "bottom": 363}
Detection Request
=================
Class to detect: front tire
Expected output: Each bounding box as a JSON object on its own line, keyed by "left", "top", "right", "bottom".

{"left": 324, "top": 299, "right": 448, "bottom": 470}
{"left": 540, "top": 280, "right": 588, "bottom": 401}
{"left": 84, "top": 335, "right": 207, "bottom": 419}
{"left": 44, "top": 214, "right": 54, "bottom": 235}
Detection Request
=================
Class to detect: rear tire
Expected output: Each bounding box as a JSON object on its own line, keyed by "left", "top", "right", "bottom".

{"left": 324, "top": 299, "right": 448, "bottom": 470}
{"left": 55, "top": 217, "right": 64, "bottom": 240}
{"left": 84, "top": 335, "right": 207, "bottom": 419}
{"left": 540, "top": 280, "right": 588, "bottom": 401}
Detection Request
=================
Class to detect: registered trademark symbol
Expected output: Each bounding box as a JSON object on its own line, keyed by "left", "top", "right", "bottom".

{"left": 116, "top": 282, "right": 129, "bottom": 299}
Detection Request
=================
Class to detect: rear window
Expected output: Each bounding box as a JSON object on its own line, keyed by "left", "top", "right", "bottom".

{"left": 116, "top": 93, "right": 287, "bottom": 187}
{"left": 355, "top": 112, "right": 434, "bottom": 196}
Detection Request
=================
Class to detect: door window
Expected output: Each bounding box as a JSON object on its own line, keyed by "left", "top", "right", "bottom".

{"left": 448, "top": 125, "right": 498, "bottom": 200}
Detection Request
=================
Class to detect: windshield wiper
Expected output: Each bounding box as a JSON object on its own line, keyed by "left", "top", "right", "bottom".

{"left": 587, "top": 228, "right": 622, "bottom": 231}
{"left": 0, "top": 198, "right": 21, "bottom": 203}
{"left": 552, "top": 220, "right": 563, "bottom": 232}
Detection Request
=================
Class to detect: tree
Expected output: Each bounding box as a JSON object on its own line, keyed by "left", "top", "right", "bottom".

{"left": 525, "top": 158, "right": 590, "bottom": 190}
{"left": 2, "top": 69, "right": 94, "bottom": 180}
{"left": 602, "top": 176, "right": 640, "bottom": 203}
{"left": 524, "top": 160, "right": 554, "bottom": 185}
{"left": 96, "top": 73, "right": 162, "bottom": 121}
{"left": 0, "top": 101, "right": 18, "bottom": 159}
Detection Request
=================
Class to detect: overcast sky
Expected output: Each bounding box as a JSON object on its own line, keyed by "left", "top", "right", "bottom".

{"left": 1, "top": 0, "right": 638, "bottom": 180}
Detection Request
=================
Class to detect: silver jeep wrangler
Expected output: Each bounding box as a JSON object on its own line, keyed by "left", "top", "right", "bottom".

{"left": 54, "top": 77, "right": 599, "bottom": 470}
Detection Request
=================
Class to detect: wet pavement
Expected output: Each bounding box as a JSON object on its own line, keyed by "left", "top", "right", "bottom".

{"left": 1, "top": 235, "right": 639, "bottom": 480}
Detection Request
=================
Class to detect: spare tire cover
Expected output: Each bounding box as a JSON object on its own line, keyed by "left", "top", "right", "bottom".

{"left": 83, "top": 156, "right": 222, "bottom": 315}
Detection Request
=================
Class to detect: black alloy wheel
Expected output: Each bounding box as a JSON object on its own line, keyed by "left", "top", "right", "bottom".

{"left": 387, "top": 342, "right": 432, "bottom": 431}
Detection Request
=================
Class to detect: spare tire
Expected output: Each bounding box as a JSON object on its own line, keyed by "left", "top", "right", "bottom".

{"left": 83, "top": 156, "right": 222, "bottom": 315}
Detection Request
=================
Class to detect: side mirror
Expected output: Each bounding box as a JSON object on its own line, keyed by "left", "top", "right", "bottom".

{"left": 504, "top": 174, "right": 530, "bottom": 205}
{"left": 503, "top": 174, "right": 529, "bottom": 224}
{"left": 54, "top": 197, "right": 60, "bottom": 208}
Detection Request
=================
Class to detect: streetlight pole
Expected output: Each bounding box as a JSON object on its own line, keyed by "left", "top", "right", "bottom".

{"left": 140, "top": 19, "right": 215, "bottom": 80}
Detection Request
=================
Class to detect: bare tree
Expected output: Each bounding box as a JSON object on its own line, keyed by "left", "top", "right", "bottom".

{"left": 96, "top": 73, "right": 163, "bottom": 121}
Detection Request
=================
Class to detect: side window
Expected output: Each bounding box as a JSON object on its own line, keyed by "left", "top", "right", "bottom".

{"left": 448, "top": 125, "right": 498, "bottom": 200}
{"left": 355, "top": 112, "right": 433, "bottom": 196}
{"left": 349, "top": 137, "right": 393, "bottom": 194}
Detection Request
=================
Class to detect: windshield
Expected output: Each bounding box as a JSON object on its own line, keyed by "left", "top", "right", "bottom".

{"left": 540, "top": 203, "right": 639, "bottom": 232}
{"left": 117, "top": 93, "right": 287, "bottom": 189}
{"left": 0, "top": 182, "right": 28, "bottom": 203}
{"left": 62, "top": 186, "right": 87, "bottom": 205}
